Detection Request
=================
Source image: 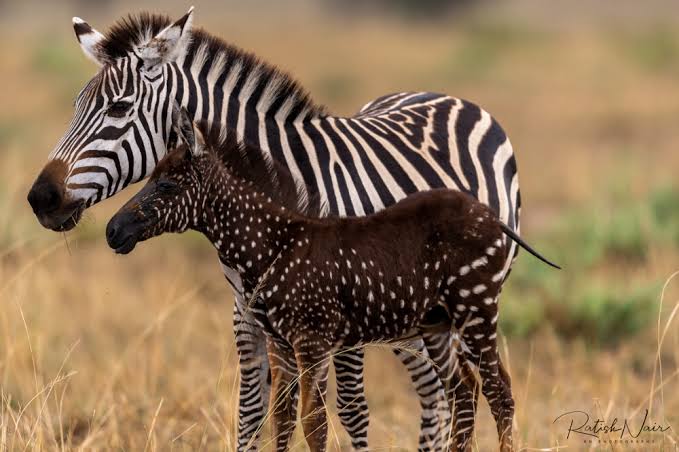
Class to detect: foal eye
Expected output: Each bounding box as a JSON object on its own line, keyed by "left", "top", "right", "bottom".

{"left": 106, "top": 100, "right": 132, "bottom": 118}
{"left": 157, "top": 181, "right": 177, "bottom": 192}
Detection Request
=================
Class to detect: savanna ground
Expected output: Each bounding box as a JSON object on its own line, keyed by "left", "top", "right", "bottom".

{"left": 1, "top": 0, "right": 679, "bottom": 450}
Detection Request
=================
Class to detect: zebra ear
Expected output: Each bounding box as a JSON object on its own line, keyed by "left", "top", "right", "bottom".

{"left": 140, "top": 7, "right": 194, "bottom": 71}
{"left": 72, "top": 17, "right": 108, "bottom": 66}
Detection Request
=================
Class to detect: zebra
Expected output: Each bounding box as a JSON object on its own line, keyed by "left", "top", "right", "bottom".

{"left": 26, "top": 8, "right": 521, "bottom": 451}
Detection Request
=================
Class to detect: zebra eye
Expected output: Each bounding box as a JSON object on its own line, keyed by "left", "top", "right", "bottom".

{"left": 106, "top": 100, "right": 132, "bottom": 118}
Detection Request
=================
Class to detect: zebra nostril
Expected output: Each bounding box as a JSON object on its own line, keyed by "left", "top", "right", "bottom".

{"left": 27, "top": 181, "right": 62, "bottom": 214}
{"left": 44, "top": 185, "right": 60, "bottom": 207}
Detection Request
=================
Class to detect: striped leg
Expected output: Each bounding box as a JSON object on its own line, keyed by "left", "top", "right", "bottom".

{"left": 461, "top": 329, "right": 514, "bottom": 451}
{"left": 334, "top": 342, "right": 448, "bottom": 451}
{"left": 267, "top": 338, "right": 299, "bottom": 451}
{"left": 334, "top": 349, "right": 369, "bottom": 450}
{"left": 495, "top": 360, "right": 514, "bottom": 451}
{"left": 393, "top": 340, "right": 446, "bottom": 452}
{"left": 451, "top": 358, "right": 480, "bottom": 451}
{"left": 233, "top": 298, "right": 271, "bottom": 451}
{"left": 422, "top": 331, "right": 478, "bottom": 452}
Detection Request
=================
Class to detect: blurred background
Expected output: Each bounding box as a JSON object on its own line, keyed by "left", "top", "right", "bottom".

{"left": 1, "top": 0, "right": 678, "bottom": 449}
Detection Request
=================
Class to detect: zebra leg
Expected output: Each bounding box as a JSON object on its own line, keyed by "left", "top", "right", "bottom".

{"left": 333, "top": 348, "right": 369, "bottom": 450}
{"left": 267, "top": 337, "right": 299, "bottom": 451}
{"left": 393, "top": 339, "right": 446, "bottom": 452}
{"left": 422, "top": 331, "right": 478, "bottom": 452}
{"left": 233, "top": 298, "right": 271, "bottom": 451}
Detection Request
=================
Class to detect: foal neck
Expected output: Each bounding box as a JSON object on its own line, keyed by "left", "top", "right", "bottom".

{"left": 198, "top": 160, "right": 305, "bottom": 282}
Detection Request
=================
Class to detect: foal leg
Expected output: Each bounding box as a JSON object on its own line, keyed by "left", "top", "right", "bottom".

{"left": 267, "top": 338, "right": 299, "bottom": 451}
{"left": 422, "top": 331, "right": 478, "bottom": 452}
{"left": 453, "top": 368, "right": 480, "bottom": 452}
{"left": 459, "top": 308, "right": 514, "bottom": 452}
{"left": 496, "top": 359, "right": 514, "bottom": 450}
{"left": 233, "top": 299, "right": 271, "bottom": 451}
{"left": 393, "top": 339, "right": 446, "bottom": 452}
{"left": 295, "top": 343, "right": 332, "bottom": 452}
{"left": 334, "top": 348, "right": 369, "bottom": 450}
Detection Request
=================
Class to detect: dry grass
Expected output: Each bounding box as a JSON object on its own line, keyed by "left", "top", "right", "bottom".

{"left": 1, "top": 1, "right": 679, "bottom": 450}
{"left": 1, "top": 241, "right": 678, "bottom": 450}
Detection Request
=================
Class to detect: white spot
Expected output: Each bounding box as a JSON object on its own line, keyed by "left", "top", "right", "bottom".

{"left": 466, "top": 317, "right": 485, "bottom": 327}
{"left": 472, "top": 257, "right": 488, "bottom": 269}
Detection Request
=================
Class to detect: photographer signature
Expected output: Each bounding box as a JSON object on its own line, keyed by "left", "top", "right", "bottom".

{"left": 553, "top": 409, "right": 671, "bottom": 439}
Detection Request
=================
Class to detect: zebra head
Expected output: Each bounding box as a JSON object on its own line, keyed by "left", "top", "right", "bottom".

{"left": 27, "top": 8, "right": 195, "bottom": 231}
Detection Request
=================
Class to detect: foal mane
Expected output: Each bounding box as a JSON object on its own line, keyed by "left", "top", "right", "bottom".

{"left": 97, "top": 12, "right": 326, "bottom": 119}
{"left": 197, "top": 121, "right": 326, "bottom": 218}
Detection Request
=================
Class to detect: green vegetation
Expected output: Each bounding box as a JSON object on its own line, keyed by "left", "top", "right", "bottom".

{"left": 501, "top": 186, "right": 677, "bottom": 346}
{"left": 650, "top": 185, "right": 679, "bottom": 246}
{"left": 445, "top": 23, "right": 549, "bottom": 80}
{"left": 31, "top": 37, "right": 84, "bottom": 78}
{"left": 616, "top": 26, "right": 679, "bottom": 73}
{"left": 30, "top": 37, "right": 91, "bottom": 102}
{"left": 555, "top": 284, "right": 658, "bottom": 345}
{"left": 0, "top": 120, "right": 29, "bottom": 146}
{"left": 314, "top": 73, "right": 358, "bottom": 104}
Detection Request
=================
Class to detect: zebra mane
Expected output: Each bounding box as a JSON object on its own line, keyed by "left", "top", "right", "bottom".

{"left": 98, "top": 12, "right": 171, "bottom": 59}
{"left": 98, "top": 12, "right": 326, "bottom": 119}
{"left": 197, "top": 121, "right": 326, "bottom": 219}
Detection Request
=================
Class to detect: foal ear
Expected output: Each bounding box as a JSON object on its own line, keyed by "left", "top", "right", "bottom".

{"left": 172, "top": 106, "right": 204, "bottom": 157}
{"left": 139, "top": 6, "right": 195, "bottom": 71}
{"left": 192, "top": 122, "right": 208, "bottom": 157}
{"left": 72, "top": 17, "right": 108, "bottom": 66}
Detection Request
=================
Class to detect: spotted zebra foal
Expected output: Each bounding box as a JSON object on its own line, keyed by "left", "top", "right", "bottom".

{"left": 107, "top": 115, "right": 559, "bottom": 451}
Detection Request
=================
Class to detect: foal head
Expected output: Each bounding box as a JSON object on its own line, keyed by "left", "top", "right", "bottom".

{"left": 106, "top": 108, "right": 218, "bottom": 254}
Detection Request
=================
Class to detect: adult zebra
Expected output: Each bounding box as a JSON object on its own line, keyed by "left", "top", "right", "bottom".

{"left": 27, "top": 8, "right": 521, "bottom": 451}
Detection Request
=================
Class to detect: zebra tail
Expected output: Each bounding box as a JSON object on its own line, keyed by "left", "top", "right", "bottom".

{"left": 499, "top": 223, "right": 561, "bottom": 270}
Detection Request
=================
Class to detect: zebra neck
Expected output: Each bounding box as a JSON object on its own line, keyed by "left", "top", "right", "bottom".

{"left": 173, "top": 49, "right": 325, "bottom": 144}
